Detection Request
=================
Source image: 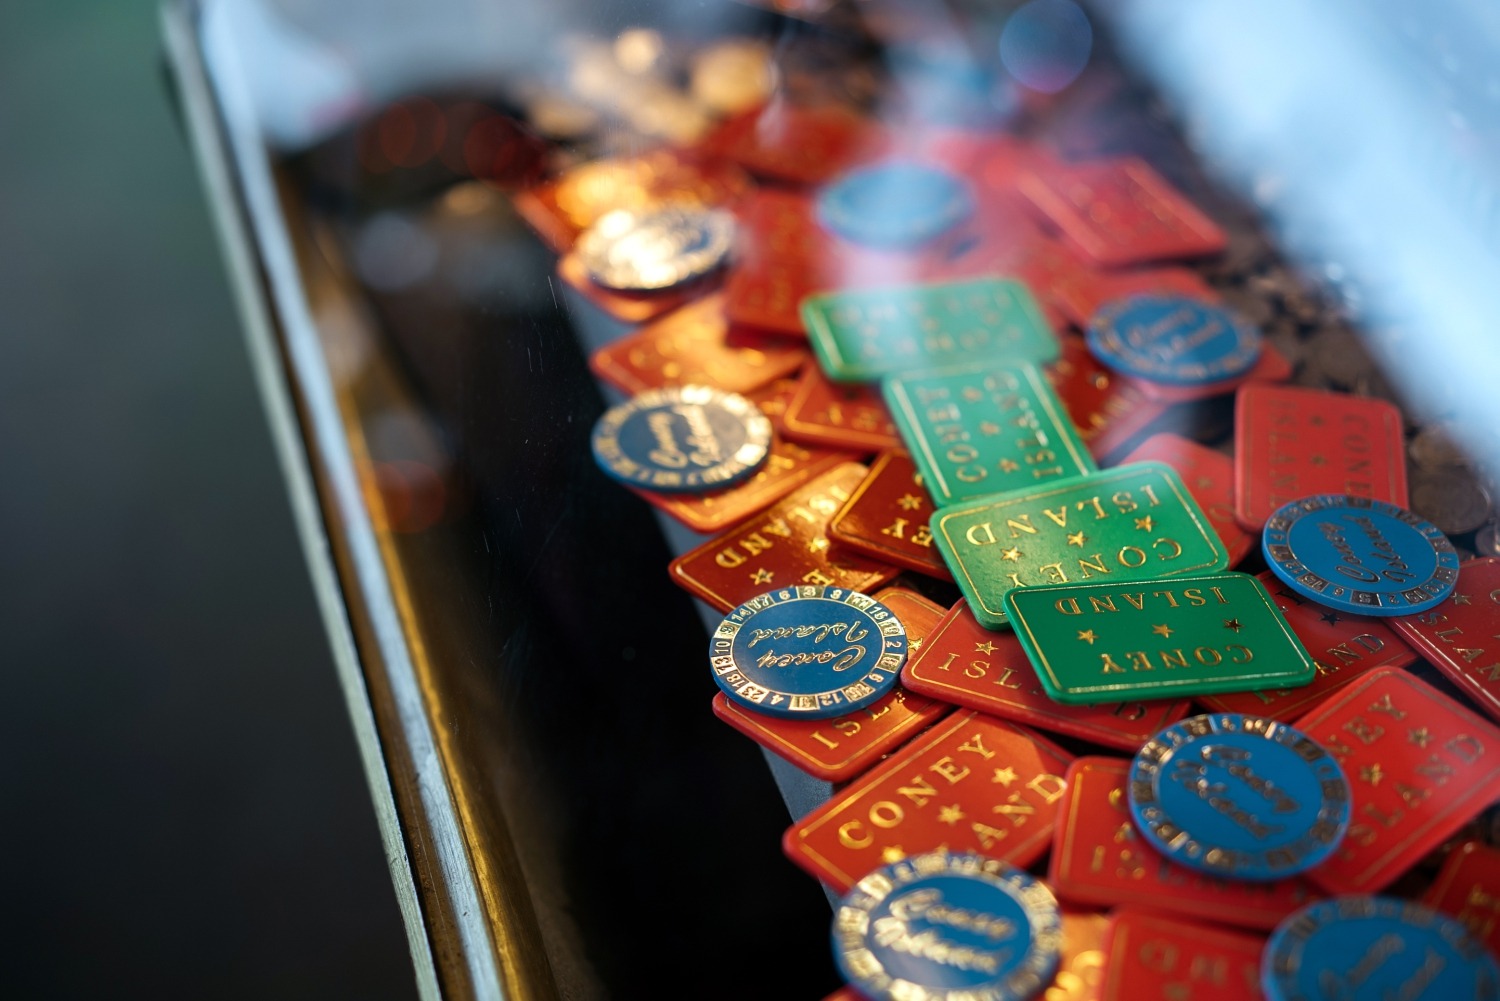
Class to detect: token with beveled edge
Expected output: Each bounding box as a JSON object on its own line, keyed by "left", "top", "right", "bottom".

{"left": 817, "top": 161, "right": 974, "bottom": 248}
{"left": 591, "top": 384, "right": 771, "bottom": 493}
{"left": 1087, "top": 295, "right": 1261, "bottom": 386}
{"left": 575, "top": 205, "right": 735, "bottom": 290}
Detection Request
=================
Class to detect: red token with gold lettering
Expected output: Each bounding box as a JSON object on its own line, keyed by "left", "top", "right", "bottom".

{"left": 1233, "top": 384, "right": 1409, "bottom": 531}
{"left": 669, "top": 462, "right": 900, "bottom": 612}
{"left": 1048, "top": 757, "right": 1321, "bottom": 930}
{"left": 1045, "top": 338, "right": 1169, "bottom": 463}
{"left": 1422, "top": 839, "right": 1500, "bottom": 956}
{"left": 711, "top": 588, "right": 951, "bottom": 782}
{"left": 931, "top": 234, "right": 1091, "bottom": 332}
{"left": 782, "top": 367, "right": 902, "bottom": 453}
{"left": 1291, "top": 667, "right": 1500, "bottom": 895}
{"left": 590, "top": 294, "right": 809, "bottom": 396}
{"left": 1099, "top": 909, "right": 1265, "bottom": 1001}
{"left": 1118, "top": 434, "right": 1255, "bottom": 567}
{"left": 704, "top": 101, "right": 889, "bottom": 186}
{"left": 627, "top": 380, "right": 855, "bottom": 534}
{"left": 1198, "top": 570, "right": 1416, "bottom": 720}
{"left": 783, "top": 710, "right": 1072, "bottom": 891}
{"left": 1391, "top": 557, "right": 1500, "bottom": 725}
{"left": 828, "top": 451, "right": 950, "bottom": 580}
{"left": 902, "top": 600, "right": 1191, "bottom": 752}
{"left": 1018, "top": 158, "right": 1227, "bottom": 268}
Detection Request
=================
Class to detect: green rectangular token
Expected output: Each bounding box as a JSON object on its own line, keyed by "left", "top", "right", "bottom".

{"left": 801, "top": 277, "right": 1059, "bottom": 382}
{"left": 931, "top": 462, "right": 1229, "bottom": 628}
{"left": 884, "top": 361, "right": 1096, "bottom": 507}
{"left": 1003, "top": 572, "right": 1317, "bottom": 704}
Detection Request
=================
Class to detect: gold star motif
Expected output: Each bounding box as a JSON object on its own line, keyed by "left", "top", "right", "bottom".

{"left": 999, "top": 458, "right": 1020, "bottom": 473}
{"left": 1360, "top": 764, "right": 1384, "bottom": 786}
{"left": 992, "top": 767, "right": 1017, "bottom": 786}
{"left": 881, "top": 846, "right": 906, "bottom": 863}
{"left": 975, "top": 640, "right": 997, "bottom": 655}
{"left": 1135, "top": 516, "right": 1154, "bottom": 531}
{"left": 1078, "top": 629, "right": 1097, "bottom": 645}
{"left": 1196, "top": 476, "right": 1214, "bottom": 489}
{"left": 897, "top": 493, "right": 924, "bottom": 511}
{"left": 1309, "top": 454, "right": 1327, "bottom": 466}
{"left": 1224, "top": 618, "right": 1243, "bottom": 632}
{"left": 1409, "top": 727, "right": 1432, "bottom": 748}
{"left": 962, "top": 386, "right": 984, "bottom": 402}
{"left": 751, "top": 568, "right": 774, "bottom": 585}
{"left": 937, "top": 804, "right": 966, "bottom": 826}
{"left": 1067, "top": 531, "right": 1087, "bottom": 547}
{"left": 1001, "top": 547, "right": 1023, "bottom": 562}
{"left": 808, "top": 536, "right": 829, "bottom": 553}
{"left": 910, "top": 637, "right": 924, "bottom": 652}
{"left": 1151, "top": 623, "right": 1174, "bottom": 639}
{"left": 1454, "top": 593, "right": 1473, "bottom": 605}
{"left": 979, "top": 421, "right": 1001, "bottom": 436}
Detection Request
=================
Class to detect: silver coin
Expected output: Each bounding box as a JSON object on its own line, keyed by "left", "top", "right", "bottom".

{"left": 1475, "top": 522, "right": 1500, "bottom": 558}
{"left": 1409, "top": 470, "right": 1493, "bottom": 536}
{"left": 1306, "top": 327, "right": 1373, "bottom": 388}
{"left": 576, "top": 205, "right": 735, "bottom": 291}
{"left": 1408, "top": 424, "right": 1471, "bottom": 469}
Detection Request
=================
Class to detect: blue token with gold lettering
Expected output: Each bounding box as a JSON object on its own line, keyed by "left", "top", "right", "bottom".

{"left": 1087, "top": 295, "right": 1261, "bottom": 386}
{"left": 1128, "top": 713, "right": 1350, "bottom": 881}
{"left": 1263, "top": 896, "right": 1500, "bottom": 1001}
{"left": 710, "top": 586, "right": 907, "bottom": 719}
{"left": 817, "top": 161, "right": 974, "bottom": 248}
{"left": 1262, "top": 494, "right": 1460, "bottom": 616}
{"left": 832, "top": 849, "right": 1062, "bottom": 1001}
{"left": 591, "top": 385, "right": 772, "bottom": 494}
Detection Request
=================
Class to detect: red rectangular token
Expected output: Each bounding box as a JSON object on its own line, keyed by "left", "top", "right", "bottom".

{"left": 703, "top": 101, "right": 889, "bottom": 186}
{"left": 1054, "top": 266, "right": 1216, "bottom": 329}
{"left": 1045, "top": 338, "right": 1169, "bottom": 462}
{"left": 828, "top": 451, "right": 951, "bottom": 580}
{"left": 1117, "top": 434, "right": 1256, "bottom": 567}
{"left": 1391, "top": 557, "right": 1500, "bottom": 724}
{"left": 1199, "top": 570, "right": 1416, "bottom": 720}
{"left": 929, "top": 233, "right": 1091, "bottom": 332}
{"left": 669, "top": 462, "right": 901, "bottom": 611}
{"left": 1423, "top": 840, "right": 1500, "bottom": 955}
{"left": 1292, "top": 667, "right": 1500, "bottom": 895}
{"left": 901, "top": 600, "right": 1191, "bottom": 752}
{"left": 1018, "top": 158, "right": 1227, "bottom": 268}
{"left": 783, "top": 710, "right": 1072, "bottom": 890}
{"left": 555, "top": 249, "right": 714, "bottom": 324}
{"left": 589, "top": 294, "right": 809, "bottom": 395}
{"left": 1099, "top": 909, "right": 1265, "bottom": 1001}
{"left": 783, "top": 367, "right": 903, "bottom": 453}
{"left": 1233, "top": 383, "right": 1408, "bottom": 530}
{"left": 711, "top": 588, "right": 952, "bottom": 783}
{"left": 1049, "top": 757, "right": 1321, "bottom": 930}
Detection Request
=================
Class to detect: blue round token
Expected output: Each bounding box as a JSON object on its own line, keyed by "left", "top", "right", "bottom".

{"left": 832, "top": 850, "right": 1062, "bottom": 1001}
{"left": 1128, "top": 713, "right": 1351, "bottom": 881}
{"left": 709, "top": 586, "right": 907, "bottom": 719}
{"left": 816, "top": 161, "right": 975, "bottom": 248}
{"left": 591, "top": 385, "right": 772, "bottom": 494}
{"left": 1263, "top": 896, "right": 1500, "bottom": 1001}
{"left": 1086, "top": 295, "right": 1261, "bottom": 386}
{"left": 1262, "top": 494, "right": 1460, "bottom": 616}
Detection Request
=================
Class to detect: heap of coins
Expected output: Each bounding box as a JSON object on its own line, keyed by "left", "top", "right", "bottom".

{"left": 510, "top": 25, "right": 1500, "bottom": 1001}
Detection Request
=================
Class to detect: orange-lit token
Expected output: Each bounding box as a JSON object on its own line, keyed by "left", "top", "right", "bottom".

{"left": 589, "top": 294, "right": 809, "bottom": 396}
{"left": 783, "top": 367, "right": 902, "bottom": 453}
{"left": 828, "top": 451, "right": 951, "bottom": 580}
{"left": 901, "top": 600, "right": 1190, "bottom": 752}
{"left": 1391, "top": 557, "right": 1500, "bottom": 724}
{"left": 555, "top": 250, "right": 714, "bottom": 324}
{"left": 1099, "top": 909, "right": 1265, "bottom": 1001}
{"left": 711, "top": 588, "right": 951, "bottom": 782}
{"left": 1118, "top": 434, "right": 1255, "bottom": 567}
{"left": 1048, "top": 757, "right": 1320, "bottom": 930}
{"left": 1198, "top": 570, "right": 1416, "bottom": 720}
{"left": 669, "top": 462, "right": 900, "bottom": 612}
{"left": 1045, "top": 338, "right": 1168, "bottom": 463}
{"left": 1050, "top": 909, "right": 1111, "bottom": 1001}
{"left": 783, "top": 710, "right": 1072, "bottom": 891}
{"left": 1018, "top": 158, "right": 1227, "bottom": 268}
{"left": 704, "top": 101, "right": 889, "bottom": 185}
{"left": 1292, "top": 667, "right": 1500, "bottom": 895}
{"left": 1423, "top": 840, "right": 1500, "bottom": 956}
{"left": 1232, "top": 384, "right": 1408, "bottom": 531}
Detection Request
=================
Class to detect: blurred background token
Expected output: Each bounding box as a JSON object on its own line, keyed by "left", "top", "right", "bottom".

{"left": 1262, "top": 897, "right": 1500, "bottom": 1001}
{"left": 1086, "top": 295, "right": 1261, "bottom": 386}
{"left": 1262, "top": 494, "right": 1460, "bottom": 616}
{"left": 831, "top": 851, "right": 1062, "bottom": 1001}
{"left": 575, "top": 205, "right": 735, "bottom": 290}
{"left": 1128, "top": 713, "right": 1351, "bottom": 881}
{"left": 709, "top": 586, "right": 907, "bottom": 719}
{"left": 816, "top": 160, "right": 975, "bottom": 248}
{"left": 590, "top": 385, "right": 771, "bottom": 493}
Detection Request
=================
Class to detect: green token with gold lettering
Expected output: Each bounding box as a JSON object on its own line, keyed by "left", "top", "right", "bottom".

{"left": 1003, "top": 572, "right": 1316, "bottom": 704}
{"left": 802, "top": 277, "right": 1059, "bottom": 383}
{"left": 885, "top": 361, "right": 1095, "bottom": 507}
{"left": 931, "top": 463, "right": 1228, "bottom": 628}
